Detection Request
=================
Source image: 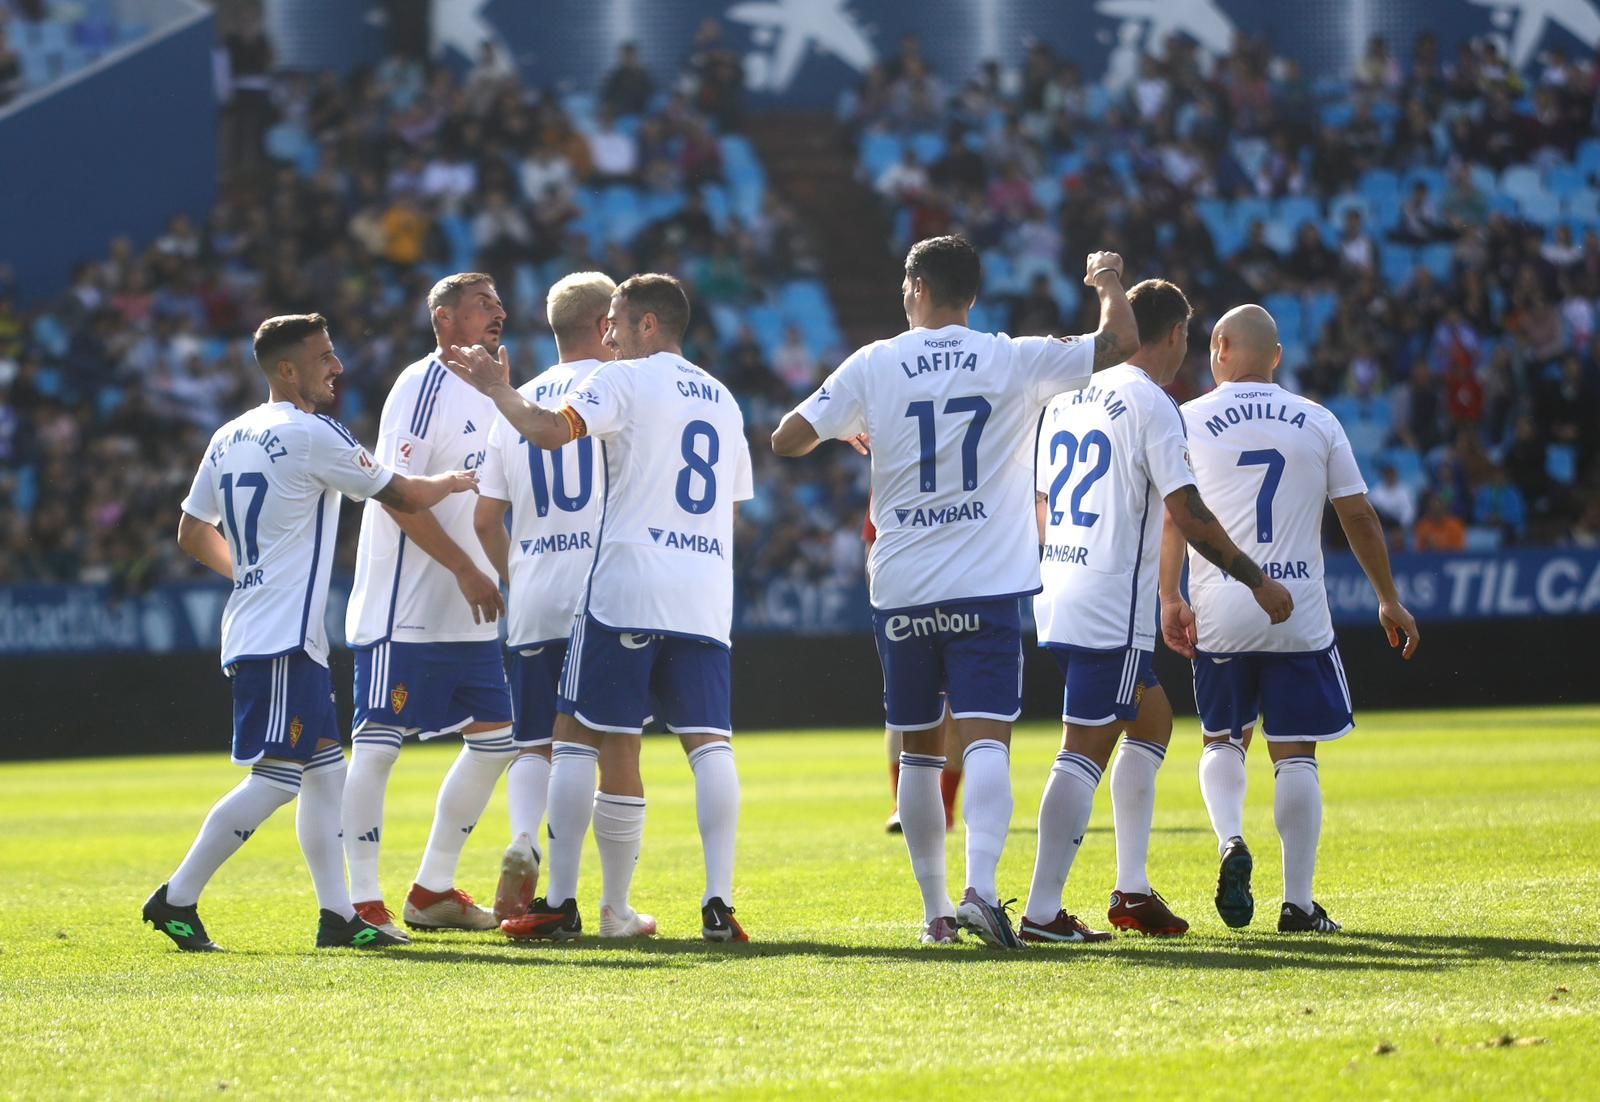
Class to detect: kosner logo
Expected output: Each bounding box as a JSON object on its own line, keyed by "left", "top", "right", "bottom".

{"left": 1467, "top": 0, "right": 1600, "bottom": 67}
{"left": 884, "top": 608, "right": 980, "bottom": 641}
{"left": 726, "top": 0, "right": 877, "bottom": 92}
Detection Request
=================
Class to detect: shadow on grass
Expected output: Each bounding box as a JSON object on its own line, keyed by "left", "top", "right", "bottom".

{"left": 366, "top": 929, "right": 1600, "bottom": 971}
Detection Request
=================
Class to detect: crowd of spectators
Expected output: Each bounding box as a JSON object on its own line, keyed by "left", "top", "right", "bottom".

{"left": 848, "top": 31, "right": 1600, "bottom": 553}
{"left": 0, "top": 19, "right": 847, "bottom": 601}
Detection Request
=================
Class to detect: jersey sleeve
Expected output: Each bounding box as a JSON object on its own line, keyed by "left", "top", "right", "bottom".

{"left": 308, "top": 415, "right": 396, "bottom": 501}
{"left": 180, "top": 449, "right": 221, "bottom": 524}
{"left": 477, "top": 416, "right": 512, "bottom": 502}
{"left": 1016, "top": 335, "right": 1095, "bottom": 406}
{"left": 1141, "top": 395, "right": 1197, "bottom": 499}
{"left": 1325, "top": 417, "right": 1368, "bottom": 499}
{"left": 376, "top": 367, "right": 438, "bottom": 473}
{"left": 795, "top": 349, "right": 868, "bottom": 441}
{"left": 566, "top": 361, "right": 634, "bottom": 440}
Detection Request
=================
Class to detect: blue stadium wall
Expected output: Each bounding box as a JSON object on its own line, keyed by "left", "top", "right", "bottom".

{"left": 5, "top": 549, "right": 1598, "bottom": 759}
{"left": 422, "top": 0, "right": 1600, "bottom": 106}
{"left": 0, "top": 9, "right": 217, "bottom": 302}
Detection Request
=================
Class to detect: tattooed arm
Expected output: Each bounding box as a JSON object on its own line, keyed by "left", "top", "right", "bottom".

{"left": 1164, "top": 483, "right": 1294, "bottom": 624}
{"left": 1083, "top": 251, "right": 1140, "bottom": 371}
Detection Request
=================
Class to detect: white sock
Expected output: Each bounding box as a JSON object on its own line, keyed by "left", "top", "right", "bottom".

{"left": 545, "top": 742, "right": 599, "bottom": 904}
{"left": 415, "top": 727, "right": 516, "bottom": 892}
{"left": 1198, "top": 740, "right": 1248, "bottom": 854}
{"left": 1110, "top": 738, "right": 1165, "bottom": 895}
{"left": 342, "top": 728, "right": 402, "bottom": 903}
{"left": 1274, "top": 756, "right": 1322, "bottom": 913}
{"left": 593, "top": 793, "right": 646, "bottom": 914}
{"left": 167, "top": 764, "right": 299, "bottom": 907}
{"left": 1023, "top": 751, "right": 1101, "bottom": 925}
{"left": 688, "top": 741, "right": 739, "bottom": 905}
{"left": 961, "top": 738, "right": 1013, "bottom": 907}
{"left": 506, "top": 753, "right": 551, "bottom": 857}
{"left": 298, "top": 745, "right": 354, "bottom": 920}
{"left": 898, "top": 752, "right": 951, "bottom": 922}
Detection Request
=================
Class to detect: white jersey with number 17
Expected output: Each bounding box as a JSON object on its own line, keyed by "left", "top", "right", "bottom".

{"left": 477, "top": 358, "right": 605, "bottom": 648}
{"left": 568, "top": 351, "right": 753, "bottom": 648}
{"left": 1181, "top": 382, "right": 1367, "bottom": 654}
{"left": 797, "top": 324, "right": 1094, "bottom": 611}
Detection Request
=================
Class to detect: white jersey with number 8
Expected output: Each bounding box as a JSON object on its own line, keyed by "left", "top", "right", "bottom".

{"left": 1181, "top": 382, "right": 1367, "bottom": 654}
{"left": 568, "top": 351, "right": 753, "bottom": 648}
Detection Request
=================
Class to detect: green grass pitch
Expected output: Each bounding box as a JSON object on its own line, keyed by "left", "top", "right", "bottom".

{"left": 1, "top": 706, "right": 1596, "bottom": 1099}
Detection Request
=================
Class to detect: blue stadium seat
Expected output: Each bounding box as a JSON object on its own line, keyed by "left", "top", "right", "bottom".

{"left": 908, "top": 131, "right": 945, "bottom": 165}
{"left": 1360, "top": 169, "right": 1401, "bottom": 203}
{"left": 701, "top": 183, "right": 732, "bottom": 230}
{"left": 1274, "top": 196, "right": 1321, "bottom": 230}
{"left": 1327, "top": 192, "right": 1371, "bottom": 228}
{"left": 1547, "top": 443, "right": 1577, "bottom": 486}
{"left": 1381, "top": 243, "right": 1416, "bottom": 287}
{"left": 1499, "top": 164, "right": 1545, "bottom": 204}
{"left": 982, "top": 250, "right": 1020, "bottom": 296}
{"left": 1343, "top": 419, "right": 1387, "bottom": 461}
{"left": 1467, "top": 164, "right": 1497, "bottom": 196}
{"left": 1232, "top": 197, "right": 1272, "bottom": 236}
{"left": 1032, "top": 175, "right": 1063, "bottom": 212}
{"left": 1546, "top": 164, "right": 1587, "bottom": 197}
{"left": 1519, "top": 191, "right": 1563, "bottom": 227}
{"left": 1263, "top": 293, "right": 1302, "bottom": 342}
{"left": 1464, "top": 526, "right": 1503, "bottom": 552}
{"left": 1577, "top": 138, "right": 1600, "bottom": 178}
{"left": 1402, "top": 166, "right": 1447, "bottom": 196}
{"left": 1418, "top": 242, "right": 1455, "bottom": 280}
{"left": 1303, "top": 291, "right": 1338, "bottom": 339}
{"left": 1366, "top": 193, "right": 1402, "bottom": 233}
{"left": 1563, "top": 189, "right": 1600, "bottom": 226}
{"left": 1262, "top": 218, "right": 1295, "bottom": 254}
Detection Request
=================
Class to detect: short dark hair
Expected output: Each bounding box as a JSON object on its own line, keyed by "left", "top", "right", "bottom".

{"left": 1127, "top": 279, "right": 1192, "bottom": 345}
{"left": 427, "top": 272, "right": 496, "bottom": 311}
{"left": 905, "top": 235, "right": 980, "bottom": 308}
{"left": 615, "top": 273, "right": 691, "bottom": 341}
{"left": 253, "top": 313, "right": 328, "bottom": 372}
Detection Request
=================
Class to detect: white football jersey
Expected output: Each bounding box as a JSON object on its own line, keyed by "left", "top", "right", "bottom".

{"left": 569, "top": 351, "right": 753, "bottom": 647}
{"left": 181, "top": 402, "right": 394, "bottom": 669}
{"left": 346, "top": 352, "right": 500, "bottom": 647}
{"left": 1181, "top": 382, "right": 1367, "bottom": 653}
{"left": 1034, "top": 363, "right": 1195, "bottom": 651}
{"left": 798, "top": 323, "right": 1094, "bottom": 611}
{"left": 477, "top": 358, "right": 605, "bottom": 647}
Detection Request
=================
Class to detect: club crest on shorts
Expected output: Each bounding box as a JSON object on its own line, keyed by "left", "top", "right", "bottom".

{"left": 288, "top": 716, "right": 304, "bottom": 747}
{"left": 391, "top": 683, "right": 409, "bottom": 713}
{"left": 1133, "top": 681, "right": 1146, "bottom": 708}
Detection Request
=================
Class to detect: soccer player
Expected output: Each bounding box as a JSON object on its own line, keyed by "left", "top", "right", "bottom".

{"left": 443, "top": 273, "right": 754, "bottom": 942}
{"left": 144, "top": 313, "right": 477, "bottom": 951}
{"left": 1159, "top": 304, "right": 1419, "bottom": 934}
{"left": 771, "top": 235, "right": 1138, "bottom": 949}
{"left": 342, "top": 273, "right": 515, "bottom": 939}
{"left": 1020, "top": 280, "right": 1293, "bottom": 944}
{"left": 472, "top": 271, "right": 656, "bottom": 937}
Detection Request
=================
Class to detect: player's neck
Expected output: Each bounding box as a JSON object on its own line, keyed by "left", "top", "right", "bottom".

{"left": 1228, "top": 373, "right": 1274, "bottom": 386}
{"left": 268, "top": 385, "right": 312, "bottom": 412}
{"left": 912, "top": 310, "right": 967, "bottom": 331}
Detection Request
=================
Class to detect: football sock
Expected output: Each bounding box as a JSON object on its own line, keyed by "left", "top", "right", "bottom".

{"left": 1110, "top": 738, "right": 1165, "bottom": 895}
{"left": 961, "top": 739, "right": 1013, "bottom": 907}
{"left": 1198, "top": 739, "right": 1249, "bottom": 854}
{"left": 167, "top": 764, "right": 300, "bottom": 907}
{"left": 898, "top": 752, "right": 951, "bottom": 922}
{"left": 506, "top": 752, "right": 552, "bottom": 857}
{"left": 593, "top": 793, "right": 646, "bottom": 914}
{"left": 298, "top": 745, "right": 354, "bottom": 921}
{"left": 1024, "top": 751, "right": 1101, "bottom": 925}
{"left": 343, "top": 727, "right": 403, "bottom": 903}
{"left": 545, "top": 742, "right": 599, "bottom": 904}
{"left": 414, "top": 727, "right": 516, "bottom": 893}
{"left": 939, "top": 765, "right": 962, "bottom": 824}
{"left": 1273, "top": 756, "right": 1322, "bottom": 913}
{"left": 688, "top": 741, "right": 740, "bottom": 906}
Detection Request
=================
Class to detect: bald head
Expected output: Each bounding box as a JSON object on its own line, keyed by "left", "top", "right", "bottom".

{"left": 1210, "top": 304, "right": 1282, "bottom": 383}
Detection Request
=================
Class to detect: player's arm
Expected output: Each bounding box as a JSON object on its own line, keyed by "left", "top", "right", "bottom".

{"left": 372, "top": 470, "right": 480, "bottom": 514}
{"left": 441, "top": 344, "right": 577, "bottom": 450}
{"left": 1035, "top": 491, "right": 1048, "bottom": 545}
{"left": 176, "top": 512, "right": 233, "bottom": 581}
{"left": 381, "top": 499, "right": 504, "bottom": 624}
{"left": 473, "top": 495, "right": 512, "bottom": 584}
{"left": 1164, "top": 483, "right": 1294, "bottom": 624}
{"left": 1083, "top": 251, "right": 1140, "bottom": 371}
{"left": 1331, "top": 493, "right": 1420, "bottom": 658}
{"left": 771, "top": 410, "right": 822, "bottom": 457}
{"left": 1158, "top": 513, "right": 1196, "bottom": 657}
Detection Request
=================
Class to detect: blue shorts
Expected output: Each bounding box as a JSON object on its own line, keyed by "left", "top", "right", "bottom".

{"left": 228, "top": 651, "right": 338, "bottom": 766}
{"left": 1192, "top": 646, "right": 1354, "bottom": 743}
{"left": 508, "top": 641, "right": 568, "bottom": 747}
{"left": 558, "top": 613, "right": 732, "bottom": 736}
{"left": 872, "top": 599, "right": 1023, "bottom": 732}
{"left": 1049, "top": 646, "right": 1159, "bottom": 726}
{"left": 353, "top": 639, "right": 513, "bottom": 739}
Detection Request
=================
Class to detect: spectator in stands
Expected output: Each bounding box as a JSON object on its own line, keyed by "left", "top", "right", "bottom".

{"left": 1337, "top": 207, "right": 1379, "bottom": 274}
{"left": 601, "top": 41, "right": 654, "bottom": 115}
{"left": 1473, "top": 464, "right": 1528, "bottom": 543}
{"left": 771, "top": 326, "right": 816, "bottom": 395}
{"left": 1415, "top": 492, "right": 1467, "bottom": 551}
{"left": 875, "top": 148, "right": 928, "bottom": 202}
{"left": 1392, "top": 360, "right": 1446, "bottom": 453}
{"left": 1009, "top": 273, "right": 1063, "bottom": 337}
{"left": 1369, "top": 463, "right": 1418, "bottom": 548}
{"left": 1392, "top": 182, "right": 1453, "bottom": 244}
{"left": 1568, "top": 497, "right": 1600, "bottom": 548}
{"left": 1234, "top": 220, "right": 1284, "bottom": 295}
{"left": 684, "top": 19, "right": 743, "bottom": 130}
{"left": 588, "top": 108, "right": 641, "bottom": 184}
{"left": 1439, "top": 162, "right": 1489, "bottom": 230}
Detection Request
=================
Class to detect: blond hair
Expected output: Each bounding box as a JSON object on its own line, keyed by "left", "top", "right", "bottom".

{"left": 547, "top": 271, "right": 618, "bottom": 340}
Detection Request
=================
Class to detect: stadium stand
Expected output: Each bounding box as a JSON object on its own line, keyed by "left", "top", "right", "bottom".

{"left": 0, "top": 0, "right": 151, "bottom": 105}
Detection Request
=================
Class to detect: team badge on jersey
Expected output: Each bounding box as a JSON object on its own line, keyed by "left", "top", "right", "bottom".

{"left": 288, "top": 716, "right": 304, "bottom": 748}
{"left": 391, "top": 683, "right": 409, "bottom": 713}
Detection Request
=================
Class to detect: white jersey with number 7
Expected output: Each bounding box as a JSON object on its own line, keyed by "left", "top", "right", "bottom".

{"left": 1181, "top": 382, "right": 1367, "bottom": 654}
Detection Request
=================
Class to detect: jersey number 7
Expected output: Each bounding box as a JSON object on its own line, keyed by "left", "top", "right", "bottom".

{"left": 1237, "top": 449, "right": 1286, "bottom": 543}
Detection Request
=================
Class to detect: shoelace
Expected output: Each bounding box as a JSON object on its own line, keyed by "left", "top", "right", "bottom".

{"left": 994, "top": 897, "right": 1021, "bottom": 936}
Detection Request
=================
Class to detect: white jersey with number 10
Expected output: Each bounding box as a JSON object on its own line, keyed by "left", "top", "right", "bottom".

{"left": 568, "top": 351, "right": 753, "bottom": 648}
{"left": 1181, "top": 382, "right": 1367, "bottom": 654}
{"left": 797, "top": 324, "right": 1094, "bottom": 611}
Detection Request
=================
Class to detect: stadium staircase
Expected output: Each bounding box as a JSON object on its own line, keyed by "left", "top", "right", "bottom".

{"left": 747, "top": 111, "right": 905, "bottom": 348}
